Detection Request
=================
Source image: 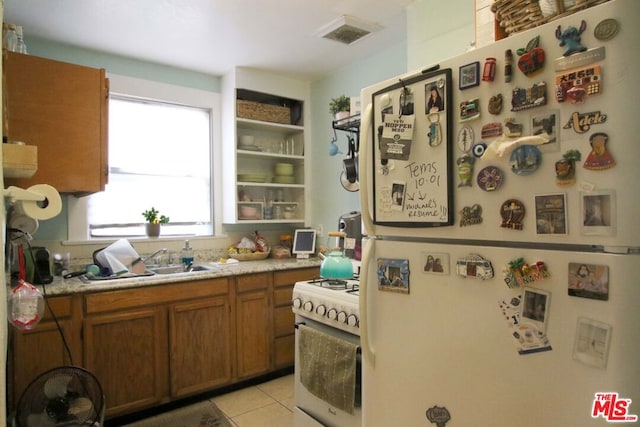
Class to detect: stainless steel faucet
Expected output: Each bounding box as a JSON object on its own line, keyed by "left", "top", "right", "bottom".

{"left": 142, "top": 248, "right": 168, "bottom": 265}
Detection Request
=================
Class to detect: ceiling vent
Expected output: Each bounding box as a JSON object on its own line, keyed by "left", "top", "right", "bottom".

{"left": 316, "top": 15, "right": 383, "bottom": 45}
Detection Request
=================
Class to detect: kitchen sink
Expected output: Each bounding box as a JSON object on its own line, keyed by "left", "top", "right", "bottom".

{"left": 148, "top": 264, "right": 216, "bottom": 275}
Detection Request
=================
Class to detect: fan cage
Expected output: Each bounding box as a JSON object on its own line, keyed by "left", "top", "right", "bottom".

{"left": 14, "top": 366, "right": 105, "bottom": 427}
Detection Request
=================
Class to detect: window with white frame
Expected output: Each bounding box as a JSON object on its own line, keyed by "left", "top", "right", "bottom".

{"left": 68, "top": 74, "right": 217, "bottom": 240}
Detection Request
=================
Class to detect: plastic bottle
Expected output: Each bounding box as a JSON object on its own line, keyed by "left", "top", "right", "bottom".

{"left": 15, "top": 25, "right": 27, "bottom": 54}
{"left": 4, "top": 24, "right": 18, "bottom": 52}
{"left": 180, "top": 240, "right": 194, "bottom": 266}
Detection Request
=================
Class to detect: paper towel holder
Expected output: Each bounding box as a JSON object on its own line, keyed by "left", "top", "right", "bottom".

{"left": 3, "top": 186, "right": 46, "bottom": 203}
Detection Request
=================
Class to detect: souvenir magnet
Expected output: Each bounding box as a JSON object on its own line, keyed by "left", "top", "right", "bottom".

{"left": 482, "top": 57, "right": 496, "bottom": 82}
{"left": 456, "top": 154, "right": 475, "bottom": 187}
{"left": 481, "top": 122, "right": 502, "bottom": 139}
{"left": 511, "top": 82, "right": 547, "bottom": 111}
{"left": 583, "top": 132, "right": 615, "bottom": 170}
{"left": 517, "top": 36, "right": 545, "bottom": 77}
{"left": 459, "top": 98, "right": 480, "bottom": 122}
{"left": 377, "top": 258, "right": 410, "bottom": 294}
{"left": 503, "top": 258, "right": 550, "bottom": 288}
{"left": 556, "top": 21, "right": 587, "bottom": 56}
{"left": 562, "top": 110, "right": 607, "bottom": 134}
{"left": 504, "top": 49, "right": 513, "bottom": 83}
{"left": 459, "top": 62, "right": 480, "bottom": 90}
{"left": 457, "top": 126, "right": 474, "bottom": 152}
{"left": 504, "top": 118, "right": 523, "bottom": 138}
{"left": 555, "top": 150, "right": 581, "bottom": 186}
{"left": 427, "top": 112, "right": 442, "bottom": 146}
{"left": 488, "top": 93, "right": 503, "bottom": 115}
{"left": 472, "top": 142, "right": 487, "bottom": 158}
{"left": 509, "top": 145, "right": 541, "bottom": 176}
{"left": 459, "top": 204, "right": 482, "bottom": 227}
{"left": 455, "top": 254, "right": 494, "bottom": 279}
{"left": 477, "top": 166, "right": 503, "bottom": 191}
{"left": 594, "top": 18, "right": 619, "bottom": 41}
{"left": 426, "top": 406, "right": 451, "bottom": 427}
{"left": 500, "top": 199, "right": 525, "bottom": 230}
{"left": 555, "top": 66, "right": 602, "bottom": 104}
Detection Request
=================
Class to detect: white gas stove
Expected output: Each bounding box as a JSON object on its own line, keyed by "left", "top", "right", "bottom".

{"left": 292, "top": 278, "right": 360, "bottom": 336}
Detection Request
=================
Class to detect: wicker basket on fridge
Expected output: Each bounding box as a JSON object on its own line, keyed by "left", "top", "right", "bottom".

{"left": 492, "top": 0, "right": 611, "bottom": 37}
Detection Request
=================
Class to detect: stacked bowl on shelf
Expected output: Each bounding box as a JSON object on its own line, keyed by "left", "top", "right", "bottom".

{"left": 273, "top": 163, "right": 296, "bottom": 184}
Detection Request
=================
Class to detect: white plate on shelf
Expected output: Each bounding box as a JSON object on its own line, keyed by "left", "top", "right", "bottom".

{"left": 238, "top": 144, "right": 262, "bottom": 151}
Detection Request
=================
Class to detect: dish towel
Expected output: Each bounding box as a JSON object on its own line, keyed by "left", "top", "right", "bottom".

{"left": 298, "top": 324, "right": 357, "bottom": 414}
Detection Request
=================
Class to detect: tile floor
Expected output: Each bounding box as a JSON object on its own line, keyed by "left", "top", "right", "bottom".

{"left": 213, "top": 374, "right": 295, "bottom": 427}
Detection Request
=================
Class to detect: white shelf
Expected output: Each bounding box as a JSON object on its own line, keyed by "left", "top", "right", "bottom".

{"left": 221, "top": 69, "right": 310, "bottom": 224}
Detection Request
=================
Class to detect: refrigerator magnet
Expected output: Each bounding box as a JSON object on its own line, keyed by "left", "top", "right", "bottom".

{"left": 377, "top": 258, "right": 410, "bottom": 294}
{"left": 500, "top": 199, "right": 525, "bottom": 230}
{"left": 426, "top": 406, "right": 451, "bottom": 427}
{"left": 488, "top": 93, "right": 503, "bottom": 115}
{"left": 555, "top": 150, "right": 581, "bottom": 186}
{"left": 516, "top": 35, "right": 545, "bottom": 77}
{"left": 459, "top": 204, "right": 482, "bottom": 227}
{"left": 509, "top": 145, "right": 541, "bottom": 176}
{"left": 503, "top": 258, "right": 550, "bottom": 288}
{"left": 580, "top": 189, "right": 615, "bottom": 236}
{"left": 456, "top": 155, "right": 475, "bottom": 187}
{"left": 457, "top": 126, "right": 474, "bottom": 152}
{"left": 534, "top": 193, "right": 567, "bottom": 235}
{"left": 583, "top": 132, "right": 615, "bottom": 171}
{"left": 455, "top": 254, "right": 494, "bottom": 280}
{"left": 572, "top": 317, "right": 612, "bottom": 369}
{"left": 503, "top": 117, "right": 523, "bottom": 138}
{"left": 530, "top": 110, "right": 559, "bottom": 150}
{"left": 459, "top": 98, "right": 480, "bottom": 122}
{"left": 477, "top": 166, "right": 503, "bottom": 191}
{"left": 422, "top": 252, "right": 449, "bottom": 274}
{"left": 458, "top": 61, "right": 480, "bottom": 90}
{"left": 520, "top": 287, "right": 550, "bottom": 333}
{"left": 568, "top": 262, "right": 609, "bottom": 301}
{"left": 511, "top": 82, "right": 547, "bottom": 112}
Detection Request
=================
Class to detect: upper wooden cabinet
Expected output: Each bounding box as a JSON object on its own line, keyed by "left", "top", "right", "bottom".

{"left": 3, "top": 51, "right": 109, "bottom": 195}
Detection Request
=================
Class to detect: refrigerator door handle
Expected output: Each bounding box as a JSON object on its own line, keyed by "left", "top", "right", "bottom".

{"left": 360, "top": 237, "right": 376, "bottom": 366}
{"left": 358, "top": 102, "right": 375, "bottom": 236}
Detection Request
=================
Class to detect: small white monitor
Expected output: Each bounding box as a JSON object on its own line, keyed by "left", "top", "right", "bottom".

{"left": 292, "top": 229, "right": 317, "bottom": 259}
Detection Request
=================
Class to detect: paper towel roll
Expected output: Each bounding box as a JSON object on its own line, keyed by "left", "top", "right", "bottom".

{"left": 20, "top": 184, "right": 62, "bottom": 220}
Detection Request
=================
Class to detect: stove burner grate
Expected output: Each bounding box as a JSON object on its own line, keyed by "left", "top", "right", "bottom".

{"left": 308, "top": 277, "right": 350, "bottom": 290}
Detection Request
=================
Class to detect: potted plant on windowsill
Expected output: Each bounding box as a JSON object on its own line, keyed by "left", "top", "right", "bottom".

{"left": 329, "top": 95, "right": 351, "bottom": 122}
{"left": 142, "top": 207, "right": 170, "bottom": 237}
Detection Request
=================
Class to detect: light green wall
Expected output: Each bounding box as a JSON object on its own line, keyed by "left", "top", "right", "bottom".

{"left": 308, "top": 43, "right": 407, "bottom": 234}
{"left": 24, "top": 36, "right": 406, "bottom": 241}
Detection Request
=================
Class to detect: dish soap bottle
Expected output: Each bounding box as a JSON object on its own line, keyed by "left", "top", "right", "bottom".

{"left": 180, "top": 240, "right": 194, "bottom": 266}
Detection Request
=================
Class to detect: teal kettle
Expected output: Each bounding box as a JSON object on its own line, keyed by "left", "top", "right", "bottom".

{"left": 319, "top": 233, "right": 354, "bottom": 280}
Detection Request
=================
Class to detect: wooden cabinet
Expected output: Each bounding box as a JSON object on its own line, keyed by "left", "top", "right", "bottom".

{"left": 221, "top": 68, "right": 310, "bottom": 224}
{"left": 3, "top": 51, "right": 109, "bottom": 195}
{"left": 7, "top": 295, "right": 81, "bottom": 411}
{"left": 82, "top": 278, "right": 231, "bottom": 417}
{"left": 169, "top": 283, "right": 232, "bottom": 398}
{"left": 7, "top": 267, "right": 319, "bottom": 419}
{"left": 235, "top": 272, "right": 272, "bottom": 379}
{"left": 273, "top": 267, "right": 319, "bottom": 368}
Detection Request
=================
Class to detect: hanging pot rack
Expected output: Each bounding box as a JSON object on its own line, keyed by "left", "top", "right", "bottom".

{"left": 332, "top": 113, "right": 361, "bottom": 152}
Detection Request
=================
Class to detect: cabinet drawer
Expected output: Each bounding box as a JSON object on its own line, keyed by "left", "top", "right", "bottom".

{"left": 42, "top": 296, "right": 73, "bottom": 320}
{"left": 274, "top": 306, "right": 294, "bottom": 337}
{"left": 274, "top": 267, "right": 319, "bottom": 287}
{"left": 85, "top": 278, "right": 229, "bottom": 314}
{"left": 274, "top": 286, "right": 293, "bottom": 307}
{"left": 236, "top": 273, "right": 270, "bottom": 293}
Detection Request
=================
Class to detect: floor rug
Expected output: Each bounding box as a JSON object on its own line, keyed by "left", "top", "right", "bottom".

{"left": 121, "top": 400, "right": 233, "bottom": 427}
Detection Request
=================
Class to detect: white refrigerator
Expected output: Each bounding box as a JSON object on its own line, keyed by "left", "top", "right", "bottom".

{"left": 358, "top": 1, "right": 639, "bottom": 426}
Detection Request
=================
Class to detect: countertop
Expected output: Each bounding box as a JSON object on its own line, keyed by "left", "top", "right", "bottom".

{"left": 38, "top": 257, "right": 323, "bottom": 296}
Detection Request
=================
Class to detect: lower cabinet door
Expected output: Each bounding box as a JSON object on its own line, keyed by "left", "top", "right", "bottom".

{"left": 169, "top": 296, "right": 233, "bottom": 398}
{"left": 83, "top": 307, "right": 167, "bottom": 417}
{"left": 236, "top": 290, "right": 271, "bottom": 379}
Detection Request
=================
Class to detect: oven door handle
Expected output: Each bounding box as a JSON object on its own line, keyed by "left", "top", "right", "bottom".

{"left": 295, "top": 322, "right": 362, "bottom": 356}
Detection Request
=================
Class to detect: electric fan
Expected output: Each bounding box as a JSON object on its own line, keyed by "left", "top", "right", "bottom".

{"left": 14, "top": 366, "right": 105, "bottom": 427}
